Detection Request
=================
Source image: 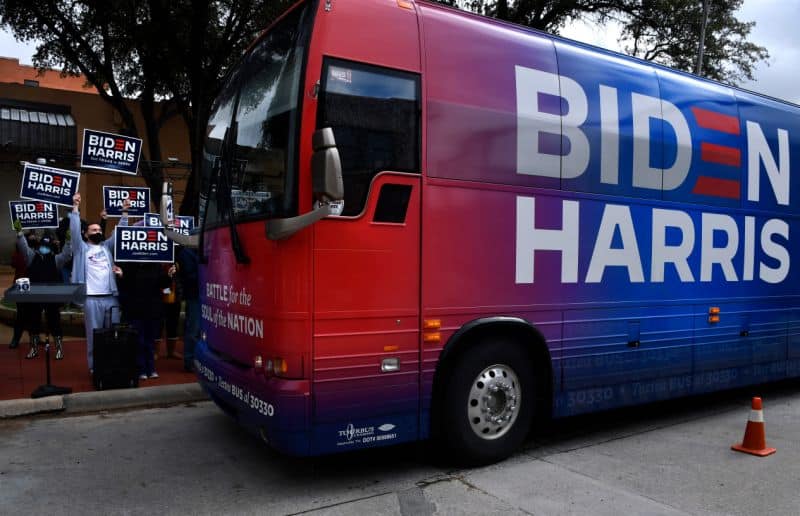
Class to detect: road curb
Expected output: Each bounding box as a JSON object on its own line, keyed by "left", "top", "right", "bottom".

{"left": 0, "top": 395, "right": 64, "bottom": 418}
{"left": 0, "top": 383, "right": 208, "bottom": 419}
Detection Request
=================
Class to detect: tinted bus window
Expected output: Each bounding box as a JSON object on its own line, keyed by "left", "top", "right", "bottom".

{"left": 318, "top": 60, "right": 420, "bottom": 217}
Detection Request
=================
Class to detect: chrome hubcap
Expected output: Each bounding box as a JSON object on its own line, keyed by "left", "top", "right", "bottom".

{"left": 467, "top": 364, "right": 521, "bottom": 440}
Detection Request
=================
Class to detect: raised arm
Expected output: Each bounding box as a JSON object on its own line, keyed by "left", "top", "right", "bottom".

{"left": 70, "top": 193, "right": 82, "bottom": 246}
{"left": 103, "top": 198, "right": 130, "bottom": 252}
{"left": 16, "top": 232, "right": 35, "bottom": 266}
{"left": 164, "top": 228, "right": 199, "bottom": 247}
{"left": 99, "top": 209, "right": 108, "bottom": 238}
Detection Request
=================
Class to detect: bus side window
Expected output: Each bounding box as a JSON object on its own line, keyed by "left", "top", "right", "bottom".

{"left": 318, "top": 59, "right": 421, "bottom": 217}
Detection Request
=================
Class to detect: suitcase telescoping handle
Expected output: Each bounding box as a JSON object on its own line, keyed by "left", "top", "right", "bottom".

{"left": 103, "top": 305, "right": 122, "bottom": 329}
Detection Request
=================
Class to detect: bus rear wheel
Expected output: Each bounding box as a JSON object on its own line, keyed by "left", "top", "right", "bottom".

{"left": 441, "top": 340, "right": 534, "bottom": 465}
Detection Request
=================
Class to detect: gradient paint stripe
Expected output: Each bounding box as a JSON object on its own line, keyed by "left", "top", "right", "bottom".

{"left": 691, "top": 107, "right": 740, "bottom": 135}
{"left": 700, "top": 142, "right": 741, "bottom": 167}
{"left": 692, "top": 176, "right": 741, "bottom": 199}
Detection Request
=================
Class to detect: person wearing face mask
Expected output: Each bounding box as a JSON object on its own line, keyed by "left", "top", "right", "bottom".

{"left": 14, "top": 228, "right": 73, "bottom": 359}
{"left": 69, "top": 193, "right": 129, "bottom": 373}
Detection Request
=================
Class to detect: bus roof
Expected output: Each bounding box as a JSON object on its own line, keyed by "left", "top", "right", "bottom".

{"left": 416, "top": 0, "right": 797, "bottom": 109}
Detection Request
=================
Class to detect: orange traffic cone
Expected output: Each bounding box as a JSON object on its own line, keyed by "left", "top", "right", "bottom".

{"left": 731, "top": 397, "right": 776, "bottom": 457}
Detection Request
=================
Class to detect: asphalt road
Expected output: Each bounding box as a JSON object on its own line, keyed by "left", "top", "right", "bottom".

{"left": 1, "top": 382, "right": 799, "bottom": 515}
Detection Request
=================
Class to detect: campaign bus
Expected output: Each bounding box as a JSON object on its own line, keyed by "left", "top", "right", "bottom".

{"left": 190, "top": 0, "right": 800, "bottom": 464}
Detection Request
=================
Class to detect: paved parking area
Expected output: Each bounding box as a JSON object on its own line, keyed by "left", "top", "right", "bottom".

{"left": 1, "top": 381, "right": 798, "bottom": 515}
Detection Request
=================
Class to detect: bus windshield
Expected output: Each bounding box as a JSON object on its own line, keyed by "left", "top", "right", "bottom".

{"left": 200, "top": 3, "right": 311, "bottom": 228}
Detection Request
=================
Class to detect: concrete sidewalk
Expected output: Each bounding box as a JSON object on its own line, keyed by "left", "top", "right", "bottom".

{"left": 1, "top": 327, "right": 208, "bottom": 418}
{"left": 1, "top": 263, "right": 207, "bottom": 418}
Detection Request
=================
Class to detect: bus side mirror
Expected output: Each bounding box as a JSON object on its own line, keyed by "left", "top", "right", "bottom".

{"left": 312, "top": 127, "right": 343, "bottom": 201}
{"left": 266, "top": 128, "right": 343, "bottom": 240}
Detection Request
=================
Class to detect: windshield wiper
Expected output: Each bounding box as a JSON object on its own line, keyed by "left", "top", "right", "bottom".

{"left": 216, "top": 122, "right": 249, "bottom": 264}
{"left": 219, "top": 159, "right": 250, "bottom": 264}
{"left": 197, "top": 165, "right": 215, "bottom": 265}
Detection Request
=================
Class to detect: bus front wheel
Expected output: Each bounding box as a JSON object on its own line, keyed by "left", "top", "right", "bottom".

{"left": 441, "top": 340, "right": 534, "bottom": 465}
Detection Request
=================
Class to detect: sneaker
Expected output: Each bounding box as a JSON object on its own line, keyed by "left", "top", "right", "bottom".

{"left": 148, "top": 372, "right": 159, "bottom": 379}
{"left": 138, "top": 374, "right": 148, "bottom": 380}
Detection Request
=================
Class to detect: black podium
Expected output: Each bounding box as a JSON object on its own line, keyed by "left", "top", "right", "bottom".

{"left": 4, "top": 283, "right": 86, "bottom": 398}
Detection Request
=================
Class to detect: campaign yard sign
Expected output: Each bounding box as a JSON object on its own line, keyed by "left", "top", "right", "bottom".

{"left": 144, "top": 212, "right": 162, "bottom": 227}
{"left": 174, "top": 216, "right": 195, "bottom": 235}
{"left": 103, "top": 186, "right": 150, "bottom": 216}
{"left": 114, "top": 226, "right": 174, "bottom": 263}
{"left": 81, "top": 129, "right": 142, "bottom": 175}
{"left": 143, "top": 213, "right": 194, "bottom": 238}
{"left": 20, "top": 163, "right": 80, "bottom": 207}
{"left": 8, "top": 200, "right": 59, "bottom": 230}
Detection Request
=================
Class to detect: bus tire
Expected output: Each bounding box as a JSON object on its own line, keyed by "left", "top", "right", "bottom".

{"left": 440, "top": 339, "right": 534, "bottom": 465}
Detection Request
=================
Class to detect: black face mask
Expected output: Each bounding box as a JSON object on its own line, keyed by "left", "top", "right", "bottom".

{"left": 88, "top": 233, "right": 104, "bottom": 244}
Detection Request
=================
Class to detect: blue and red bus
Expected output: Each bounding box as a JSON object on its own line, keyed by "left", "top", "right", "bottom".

{"left": 184, "top": 0, "right": 800, "bottom": 464}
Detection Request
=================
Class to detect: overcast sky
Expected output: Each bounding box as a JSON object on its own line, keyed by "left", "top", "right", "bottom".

{"left": 0, "top": 1, "right": 796, "bottom": 104}
{"left": 558, "top": 0, "right": 798, "bottom": 104}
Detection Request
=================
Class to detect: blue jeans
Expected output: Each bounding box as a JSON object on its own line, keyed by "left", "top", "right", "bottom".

{"left": 183, "top": 299, "right": 201, "bottom": 371}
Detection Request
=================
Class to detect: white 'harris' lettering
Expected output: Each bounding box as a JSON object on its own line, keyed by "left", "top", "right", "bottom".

{"left": 515, "top": 196, "right": 789, "bottom": 285}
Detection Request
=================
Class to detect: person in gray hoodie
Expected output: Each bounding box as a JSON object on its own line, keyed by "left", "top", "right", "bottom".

{"left": 69, "top": 193, "right": 129, "bottom": 373}
{"left": 14, "top": 229, "right": 72, "bottom": 359}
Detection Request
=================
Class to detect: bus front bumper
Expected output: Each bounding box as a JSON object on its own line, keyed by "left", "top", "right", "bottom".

{"left": 194, "top": 339, "right": 312, "bottom": 456}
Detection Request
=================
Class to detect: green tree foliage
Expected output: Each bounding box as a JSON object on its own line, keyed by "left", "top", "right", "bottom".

{"left": 0, "top": 0, "right": 292, "bottom": 215}
{"left": 620, "top": 0, "right": 768, "bottom": 84}
{"left": 435, "top": 0, "right": 768, "bottom": 85}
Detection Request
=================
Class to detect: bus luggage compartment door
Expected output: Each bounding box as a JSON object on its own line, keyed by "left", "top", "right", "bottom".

{"left": 311, "top": 173, "right": 421, "bottom": 453}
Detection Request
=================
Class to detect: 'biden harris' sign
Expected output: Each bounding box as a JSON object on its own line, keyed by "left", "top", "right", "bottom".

{"left": 103, "top": 186, "right": 150, "bottom": 216}
{"left": 81, "top": 129, "right": 142, "bottom": 175}
{"left": 20, "top": 163, "right": 80, "bottom": 207}
{"left": 114, "top": 226, "right": 174, "bottom": 263}
{"left": 8, "top": 200, "right": 59, "bottom": 230}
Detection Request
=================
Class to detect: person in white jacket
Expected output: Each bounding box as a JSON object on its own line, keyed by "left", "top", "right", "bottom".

{"left": 69, "top": 193, "right": 128, "bottom": 373}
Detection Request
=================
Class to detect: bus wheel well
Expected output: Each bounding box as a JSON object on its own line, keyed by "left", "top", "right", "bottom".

{"left": 430, "top": 319, "right": 553, "bottom": 440}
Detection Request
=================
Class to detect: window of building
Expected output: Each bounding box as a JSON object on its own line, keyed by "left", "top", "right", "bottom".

{"left": 23, "top": 79, "right": 39, "bottom": 87}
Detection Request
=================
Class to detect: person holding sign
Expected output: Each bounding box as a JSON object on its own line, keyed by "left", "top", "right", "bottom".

{"left": 13, "top": 227, "right": 73, "bottom": 359}
{"left": 117, "top": 258, "right": 173, "bottom": 380}
{"left": 69, "top": 193, "right": 129, "bottom": 373}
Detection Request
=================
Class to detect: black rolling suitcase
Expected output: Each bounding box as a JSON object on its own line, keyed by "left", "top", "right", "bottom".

{"left": 93, "top": 307, "right": 139, "bottom": 390}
